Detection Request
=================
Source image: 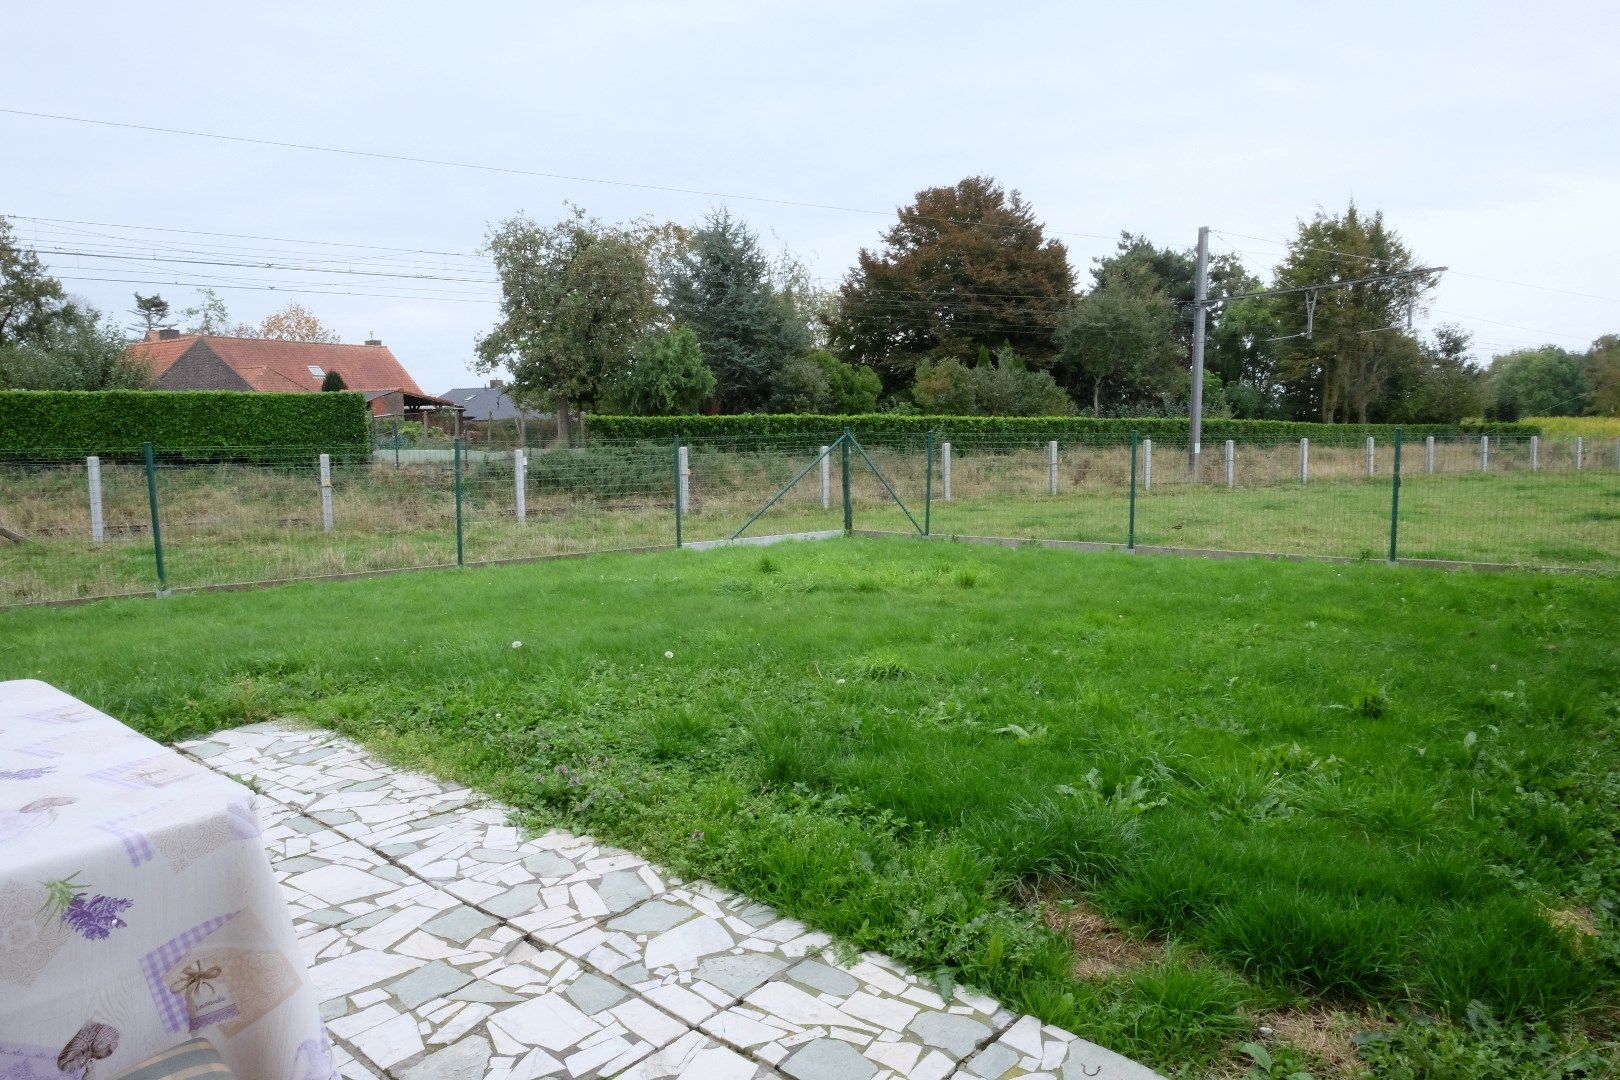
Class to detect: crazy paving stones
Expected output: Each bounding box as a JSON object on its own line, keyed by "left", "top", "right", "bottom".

{"left": 702, "top": 951, "right": 1014, "bottom": 1080}
{"left": 959, "top": 1014, "right": 1166, "bottom": 1080}
{"left": 181, "top": 721, "right": 1165, "bottom": 1080}
{"left": 555, "top": 882, "right": 830, "bottom": 1026}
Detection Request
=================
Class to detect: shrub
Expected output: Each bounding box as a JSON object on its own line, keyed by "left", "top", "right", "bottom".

{"left": 0, "top": 389, "right": 369, "bottom": 460}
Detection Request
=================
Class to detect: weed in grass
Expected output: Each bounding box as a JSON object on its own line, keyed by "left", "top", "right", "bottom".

{"left": 1239, "top": 1040, "right": 1316, "bottom": 1080}
{"left": 1351, "top": 685, "right": 1391, "bottom": 719}
{"left": 1417, "top": 896, "right": 1601, "bottom": 1021}
{"left": 1207, "top": 886, "right": 1416, "bottom": 999}
{"left": 959, "top": 797, "right": 1140, "bottom": 881}
{"left": 1353, "top": 1002, "right": 1616, "bottom": 1079}
{"left": 853, "top": 651, "right": 910, "bottom": 680}
{"left": 1068, "top": 947, "right": 1254, "bottom": 1066}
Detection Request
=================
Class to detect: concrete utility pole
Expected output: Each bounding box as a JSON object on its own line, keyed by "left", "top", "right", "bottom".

{"left": 1189, "top": 226, "right": 1209, "bottom": 480}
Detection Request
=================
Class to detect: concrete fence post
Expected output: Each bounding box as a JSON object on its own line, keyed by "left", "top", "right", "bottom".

{"left": 514, "top": 448, "right": 527, "bottom": 523}
{"left": 86, "top": 455, "right": 104, "bottom": 544}
{"left": 677, "top": 445, "right": 691, "bottom": 512}
{"left": 1048, "top": 440, "right": 1059, "bottom": 495}
{"left": 1300, "top": 438, "right": 1309, "bottom": 484}
{"left": 1614, "top": 437, "right": 1619, "bottom": 469}
{"left": 1576, "top": 437, "right": 1585, "bottom": 471}
{"left": 1224, "top": 439, "right": 1235, "bottom": 489}
{"left": 1366, "top": 436, "right": 1376, "bottom": 478}
{"left": 819, "top": 445, "right": 831, "bottom": 510}
{"left": 1481, "top": 435, "right": 1489, "bottom": 472}
{"left": 1425, "top": 435, "right": 1435, "bottom": 474}
{"left": 941, "top": 441, "right": 952, "bottom": 501}
{"left": 1530, "top": 435, "right": 1539, "bottom": 471}
{"left": 1143, "top": 438, "right": 1152, "bottom": 492}
{"left": 318, "top": 453, "right": 333, "bottom": 532}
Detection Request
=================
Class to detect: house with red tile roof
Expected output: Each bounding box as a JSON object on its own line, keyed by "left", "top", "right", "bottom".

{"left": 126, "top": 331, "right": 462, "bottom": 421}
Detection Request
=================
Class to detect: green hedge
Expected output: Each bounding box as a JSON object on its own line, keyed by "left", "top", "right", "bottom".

{"left": 0, "top": 390, "right": 371, "bottom": 460}
{"left": 587, "top": 413, "right": 1536, "bottom": 447}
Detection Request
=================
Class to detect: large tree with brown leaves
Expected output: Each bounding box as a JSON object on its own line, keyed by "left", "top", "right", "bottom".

{"left": 830, "top": 176, "right": 1073, "bottom": 394}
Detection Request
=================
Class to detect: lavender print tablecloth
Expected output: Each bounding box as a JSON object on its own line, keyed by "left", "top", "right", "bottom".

{"left": 0, "top": 679, "right": 332, "bottom": 1079}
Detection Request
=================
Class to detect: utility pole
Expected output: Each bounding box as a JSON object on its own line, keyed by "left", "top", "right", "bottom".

{"left": 1190, "top": 225, "right": 1209, "bottom": 480}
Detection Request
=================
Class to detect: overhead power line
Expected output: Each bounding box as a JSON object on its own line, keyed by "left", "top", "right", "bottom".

{"left": 0, "top": 108, "right": 1122, "bottom": 243}
{"left": 52, "top": 273, "right": 498, "bottom": 304}
{"left": 1212, "top": 227, "right": 1620, "bottom": 305}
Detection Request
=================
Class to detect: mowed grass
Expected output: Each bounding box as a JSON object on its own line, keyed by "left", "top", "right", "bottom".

{"left": 2, "top": 540, "right": 1619, "bottom": 1075}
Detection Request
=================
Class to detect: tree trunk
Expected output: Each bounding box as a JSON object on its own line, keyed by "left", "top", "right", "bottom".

{"left": 554, "top": 396, "right": 572, "bottom": 448}
{"left": 1092, "top": 379, "right": 1102, "bottom": 416}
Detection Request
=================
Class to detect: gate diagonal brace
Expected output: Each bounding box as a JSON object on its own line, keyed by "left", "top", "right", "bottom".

{"left": 730, "top": 439, "right": 841, "bottom": 541}
{"left": 729, "top": 433, "right": 925, "bottom": 541}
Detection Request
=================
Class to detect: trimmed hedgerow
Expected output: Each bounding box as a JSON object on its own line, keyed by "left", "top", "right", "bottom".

{"left": 0, "top": 390, "right": 370, "bottom": 460}
{"left": 585, "top": 413, "right": 1535, "bottom": 448}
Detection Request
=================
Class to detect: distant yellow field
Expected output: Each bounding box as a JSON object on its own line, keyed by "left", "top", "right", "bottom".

{"left": 1523, "top": 416, "right": 1620, "bottom": 437}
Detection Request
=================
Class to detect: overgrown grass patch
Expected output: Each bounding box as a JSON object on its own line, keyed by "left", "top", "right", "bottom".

{"left": 2, "top": 539, "right": 1617, "bottom": 1076}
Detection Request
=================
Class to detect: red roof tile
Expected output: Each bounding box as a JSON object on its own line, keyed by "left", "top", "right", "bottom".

{"left": 126, "top": 336, "right": 428, "bottom": 396}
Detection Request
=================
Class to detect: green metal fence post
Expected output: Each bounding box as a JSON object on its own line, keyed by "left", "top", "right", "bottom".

{"left": 673, "top": 435, "right": 684, "bottom": 548}
{"left": 142, "top": 442, "right": 169, "bottom": 596}
{"left": 923, "top": 431, "right": 934, "bottom": 537}
{"left": 393, "top": 419, "right": 401, "bottom": 468}
{"left": 1127, "top": 430, "right": 1139, "bottom": 551}
{"left": 453, "top": 437, "right": 465, "bottom": 567}
{"left": 1388, "top": 427, "right": 1403, "bottom": 564}
{"left": 841, "top": 428, "right": 853, "bottom": 535}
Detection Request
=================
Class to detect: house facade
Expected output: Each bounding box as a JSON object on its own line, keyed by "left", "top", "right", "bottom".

{"left": 126, "top": 332, "right": 462, "bottom": 421}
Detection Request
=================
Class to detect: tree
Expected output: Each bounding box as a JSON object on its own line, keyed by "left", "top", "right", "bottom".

{"left": 767, "top": 354, "right": 832, "bottom": 413}
{"left": 912, "top": 347, "right": 1073, "bottom": 416}
{"left": 1485, "top": 346, "right": 1590, "bottom": 419}
{"left": 0, "top": 216, "right": 72, "bottom": 347}
{"left": 1054, "top": 263, "right": 1182, "bottom": 414}
{"left": 255, "top": 302, "right": 340, "bottom": 343}
{"left": 1272, "top": 204, "right": 1435, "bottom": 423}
{"left": 667, "top": 208, "right": 810, "bottom": 412}
{"left": 1383, "top": 325, "right": 1483, "bottom": 423}
{"left": 1583, "top": 335, "right": 1620, "bottom": 416}
{"left": 830, "top": 176, "right": 1074, "bottom": 392}
{"left": 766, "top": 351, "right": 883, "bottom": 413}
{"left": 320, "top": 369, "right": 348, "bottom": 391}
{"left": 181, "top": 288, "right": 233, "bottom": 335}
{"left": 476, "top": 207, "right": 659, "bottom": 444}
{"left": 911, "top": 357, "right": 981, "bottom": 414}
{"left": 129, "top": 293, "right": 171, "bottom": 335}
{"left": 809, "top": 351, "right": 881, "bottom": 413}
{"left": 607, "top": 326, "right": 715, "bottom": 415}
{"left": 1207, "top": 296, "right": 1285, "bottom": 417}
{"left": 0, "top": 307, "right": 150, "bottom": 390}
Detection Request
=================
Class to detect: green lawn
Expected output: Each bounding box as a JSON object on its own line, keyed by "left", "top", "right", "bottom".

{"left": 2, "top": 540, "right": 1618, "bottom": 1077}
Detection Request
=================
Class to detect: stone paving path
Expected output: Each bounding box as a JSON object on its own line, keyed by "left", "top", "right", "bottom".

{"left": 179, "top": 723, "right": 1162, "bottom": 1080}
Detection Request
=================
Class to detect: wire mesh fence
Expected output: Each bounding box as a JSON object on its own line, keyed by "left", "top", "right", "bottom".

{"left": 1, "top": 430, "right": 1616, "bottom": 606}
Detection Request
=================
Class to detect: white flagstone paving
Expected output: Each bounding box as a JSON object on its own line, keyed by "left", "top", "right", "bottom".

{"left": 178, "top": 723, "right": 1163, "bottom": 1080}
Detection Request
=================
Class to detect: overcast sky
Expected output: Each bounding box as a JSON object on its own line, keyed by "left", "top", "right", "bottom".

{"left": 5, "top": 1, "right": 1618, "bottom": 393}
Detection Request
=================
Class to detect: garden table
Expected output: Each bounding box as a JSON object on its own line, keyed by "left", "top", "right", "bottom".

{"left": 0, "top": 679, "right": 333, "bottom": 1079}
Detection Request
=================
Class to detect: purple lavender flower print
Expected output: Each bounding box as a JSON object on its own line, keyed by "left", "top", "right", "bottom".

{"left": 63, "top": 894, "right": 133, "bottom": 940}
